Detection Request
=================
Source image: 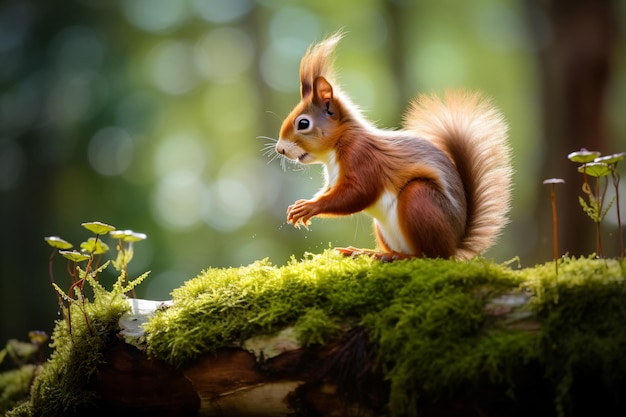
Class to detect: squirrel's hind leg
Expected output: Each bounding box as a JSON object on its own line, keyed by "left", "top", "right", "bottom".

{"left": 335, "top": 246, "right": 415, "bottom": 262}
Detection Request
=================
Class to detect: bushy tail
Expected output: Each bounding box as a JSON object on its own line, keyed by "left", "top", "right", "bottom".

{"left": 404, "top": 90, "right": 513, "bottom": 259}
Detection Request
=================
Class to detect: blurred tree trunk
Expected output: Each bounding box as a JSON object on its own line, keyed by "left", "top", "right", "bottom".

{"left": 526, "top": 0, "right": 619, "bottom": 260}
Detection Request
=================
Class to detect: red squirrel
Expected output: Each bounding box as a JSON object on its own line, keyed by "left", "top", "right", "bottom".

{"left": 275, "top": 32, "right": 513, "bottom": 259}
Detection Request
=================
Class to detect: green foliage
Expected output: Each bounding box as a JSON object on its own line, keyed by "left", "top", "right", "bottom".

{"left": 0, "top": 331, "right": 48, "bottom": 415}
{"left": 12, "top": 222, "right": 153, "bottom": 416}
{"left": 568, "top": 150, "right": 625, "bottom": 257}
{"left": 577, "top": 193, "right": 615, "bottom": 224}
{"left": 44, "top": 222, "right": 149, "bottom": 332}
{"left": 28, "top": 256, "right": 149, "bottom": 417}
{"left": 0, "top": 365, "right": 36, "bottom": 415}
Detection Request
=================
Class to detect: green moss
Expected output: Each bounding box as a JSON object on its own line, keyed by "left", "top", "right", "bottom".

{"left": 11, "top": 250, "right": 626, "bottom": 416}
{"left": 28, "top": 298, "right": 127, "bottom": 416}
{"left": 142, "top": 251, "right": 626, "bottom": 416}
{"left": 144, "top": 251, "right": 533, "bottom": 415}
{"left": 0, "top": 365, "right": 36, "bottom": 414}
{"left": 523, "top": 257, "right": 626, "bottom": 416}
{"left": 23, "top": 271, "right": 147, "bottom": 417}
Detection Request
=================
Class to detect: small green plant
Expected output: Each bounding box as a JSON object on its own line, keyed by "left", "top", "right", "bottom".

{"left": 567, "top": 149, "right": 623, "bottom": 257}
{"left": 596, "top": 152, "right": 626, "bottom": 257}
{"left": 109, "top": 229, "right": 147, "bottom": 298}
{"left": 0, "top": 331, "right": 49, "bottom": 368}
{"left": 543, "top": 178, "right": 565, "bottom": 274}
{"left": 44, "top": 221, "right": 148, "bottom": 336}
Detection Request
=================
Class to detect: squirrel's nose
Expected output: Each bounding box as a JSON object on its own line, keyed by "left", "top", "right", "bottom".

{"left": 276, "top": 145, "right": 285, "bottom": 155}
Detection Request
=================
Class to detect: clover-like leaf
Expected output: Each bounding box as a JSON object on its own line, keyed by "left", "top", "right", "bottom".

{"left": 80, "top": 237, "right": 110, "bottom": 255}
{"left": 44, "top": 236, "right": 73, "bottom": 250}
{"left": 110, "top": 229, "right": 146, "bottom": 242}
{"left": 578, "top": 162, "right": 611, "bottom": 178}
{"left": 59, "top": 250, "right": 90, "bottom": 263}
{"left": 109, "top": 230, "right": 126, "bottom": 239}
{"left": 110, "top": 229, "right": 147, "bottom": 243}
{"left": 595, "top": 152, "right": 626, "bottom": 166}
{"left": 568, "top": 149, "right": 601, "bottom": 163}
{"left": 543, "top": 178, "right": 565, "bottom": 185}
{"left": 81, "top": 221, "right": 116, "bottom": 235}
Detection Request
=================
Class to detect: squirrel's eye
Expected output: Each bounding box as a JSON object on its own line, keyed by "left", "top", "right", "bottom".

{"left": 295, "top": 115, "right": 313, "bottom": 133}
{"left": 298, "top": 119, "right": 309, "bottom": 130}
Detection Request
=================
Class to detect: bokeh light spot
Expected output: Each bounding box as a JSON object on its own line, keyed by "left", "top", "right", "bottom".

{"left": 269, "top": 7, "right": 321, "bottom": 53}
{"left": 153, "top": 132, "right": 208, "bottom": 179}
{"left": 472, "top": 3, "right": 529, "bottom": 51}
{"left": 194, "top": 27, "right": 254, "bottom": 82}
{"left": 202, "top": 81, "right": 260, "bottom": 134}
{"left": 151, "top": 172, "right": 204, "bottom": 230}
{"left": 115, "top": 91, "right": 160, "bottom": 135}
{"left": 260, "top": 6, "right": 321, "bottom": 92}
{"left": 46, "top": 73, "right": 95, "bottom": 126}
{"left": 413, "top": 42, "right": 468, "bottom": 88}
{"left": 88, "top": 126, "right": 134, "bottom": 176}
{"left": 259, "top": 43, "right": 300, "bottom": 93}
{"left": 121, "top": 0, "right": 188, "bottom": 32}
{"left": 148, "top": 40, "right": 199, "bottom": 95}
{"left": 191, "top": 0, "right": 253, "bottom": 24}
{"left": 203, "top": 178, "right": 254, "bottom": 232}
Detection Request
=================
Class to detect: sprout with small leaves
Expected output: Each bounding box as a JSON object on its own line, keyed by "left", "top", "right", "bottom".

{"left": 569, "top": 150, "right": 614, "bottom": 257}
{"left": 596, "top": 153, "right": 626, "bottom": 257}
{"left": 44, "top": 222, "right": 149, "bottom": 336}
{"left": 81, "top": 237, "right": 111, "bottom": 275}
{"left": 78, "top": 222, "right": 116, "bottom": 300}
{"left": 110, "top": 229, "right": 147, "bottom": 298}
{"left": 55, "top": 250, "right": 91, "bottom": 335}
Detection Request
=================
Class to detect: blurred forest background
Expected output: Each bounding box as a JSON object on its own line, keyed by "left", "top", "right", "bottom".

{"left": 0, "top": 0, "right": 625, "bottom": 350}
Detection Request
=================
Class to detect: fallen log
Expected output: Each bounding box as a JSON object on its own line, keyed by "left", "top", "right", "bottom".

{"left": 7, "top": 251, "right": 626, "bottom": 416}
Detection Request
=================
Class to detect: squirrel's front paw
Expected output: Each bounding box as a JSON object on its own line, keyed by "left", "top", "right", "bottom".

{"left": 287, "top": 199, "right": 315, "bottom": 229}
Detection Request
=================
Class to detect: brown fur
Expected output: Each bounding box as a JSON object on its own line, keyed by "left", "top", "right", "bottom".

{"left": 276, "top": 31, "right": 512, "bottom": 259}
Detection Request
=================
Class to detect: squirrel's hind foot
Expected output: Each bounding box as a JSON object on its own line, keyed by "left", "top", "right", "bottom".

{"left": 335, "top": 246, "right": 414, "bottom": 262}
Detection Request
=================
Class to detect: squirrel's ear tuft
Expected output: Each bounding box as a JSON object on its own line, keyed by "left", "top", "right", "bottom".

{"left": 299, "top": 30, "right": 344, "bottom": 100}
{"left": 313, "top": 76, "right": 334, "bottom": 115}
{"left": 301, "top": 81, "right": 312, "bottom": 100}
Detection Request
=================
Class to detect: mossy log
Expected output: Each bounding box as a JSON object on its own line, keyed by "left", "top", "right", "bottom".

{"left": 91, "top": 293, "right": 537, "bottom": 417}
{"left": 8, "top": 252, "right": 626, "bottom": 416}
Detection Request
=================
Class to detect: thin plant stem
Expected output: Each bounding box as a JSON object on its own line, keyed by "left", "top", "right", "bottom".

{"left": 544, "top": 178, "right": 564, "bottom": 274}
{"left": 550, "top": 185, "right": 559, "bottom": 274}
{"left": 48, "top": 249, "right": 65, "bottom": 314}
{"left": 612, "top": 170, "right": 623, "bottom": 257}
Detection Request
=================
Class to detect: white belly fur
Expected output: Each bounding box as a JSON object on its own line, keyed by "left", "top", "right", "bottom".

{"left": 365, "top": 190, "right": 412, "bottom": 254}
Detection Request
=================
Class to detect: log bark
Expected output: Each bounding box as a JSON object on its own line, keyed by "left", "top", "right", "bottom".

{"left": 86, "top": 294, "right": 540, "bottom": 417}
{"left": 94, "top": 316, "right": 388, "bottom": 417}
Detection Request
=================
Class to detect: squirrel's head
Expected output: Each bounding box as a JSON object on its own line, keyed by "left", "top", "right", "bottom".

{"left": 276, "top": 31, "right": 345, "bottom": 165}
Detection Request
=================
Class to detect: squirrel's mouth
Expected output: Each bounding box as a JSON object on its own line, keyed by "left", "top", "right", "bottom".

{"left": 297, "top": 153, "right": 309, "bottom": 162}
